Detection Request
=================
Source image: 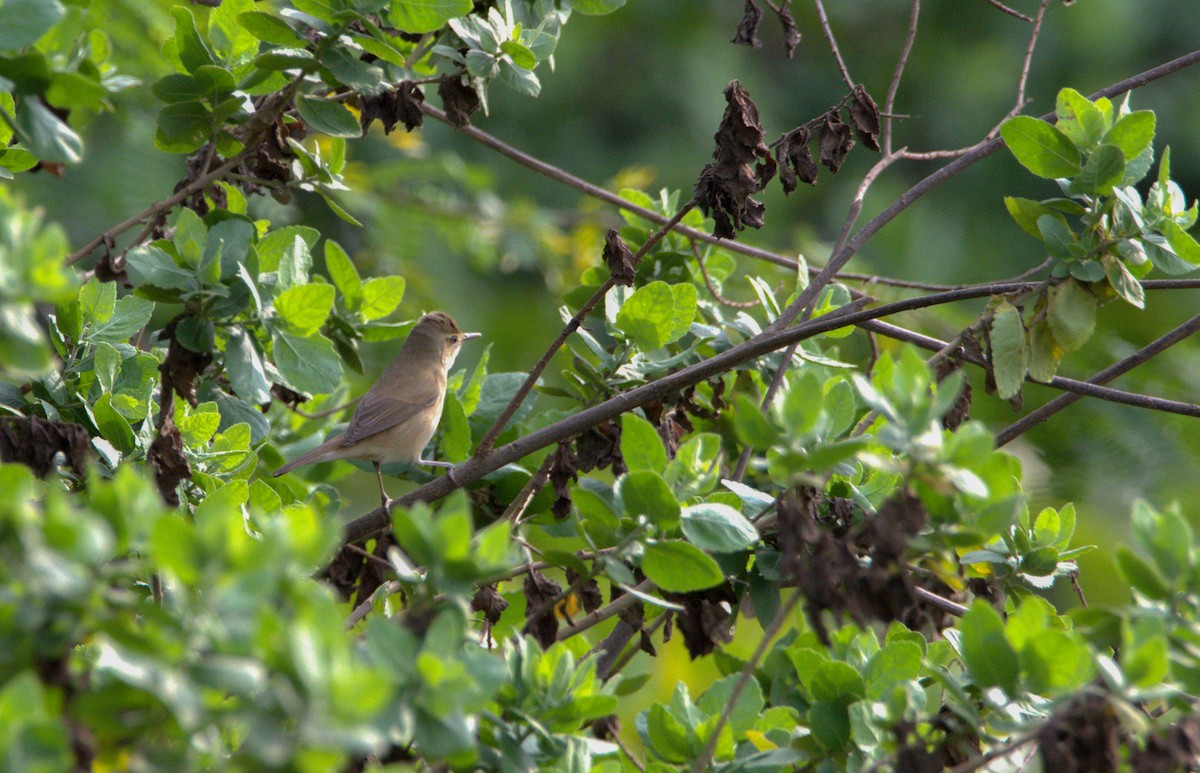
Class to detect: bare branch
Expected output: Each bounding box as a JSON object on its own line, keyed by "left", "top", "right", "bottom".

{"left": 982, "top": 0, "right": 1034, "bottom": 22}
{"left": 883, "top": 0, "right": 920, "bottom": 156}
{"left": 813, "top": 0, "right": 855, "bottom": 91}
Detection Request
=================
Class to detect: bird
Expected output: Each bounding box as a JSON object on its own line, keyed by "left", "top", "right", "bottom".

{"left": 272, "top": 311, "right": 480, "bottom": 507}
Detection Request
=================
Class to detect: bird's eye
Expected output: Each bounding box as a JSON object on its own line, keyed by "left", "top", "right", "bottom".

{"left": 450, "top": 335, "right": 458, "bottom": 343}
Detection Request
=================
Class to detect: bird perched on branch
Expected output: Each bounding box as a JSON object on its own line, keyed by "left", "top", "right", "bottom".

{"left": 273, "top": 311, "right": 480, "bottom": 507}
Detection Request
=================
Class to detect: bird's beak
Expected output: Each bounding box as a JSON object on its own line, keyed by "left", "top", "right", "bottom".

{"left": 463, "top": 331, "right": 482, "bottom": 341}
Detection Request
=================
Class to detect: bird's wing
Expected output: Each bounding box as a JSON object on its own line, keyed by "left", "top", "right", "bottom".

{"left": 341, "top": 385, "right": 439, "bottom": 446}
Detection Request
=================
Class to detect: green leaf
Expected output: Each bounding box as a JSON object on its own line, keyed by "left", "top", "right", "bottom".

{"left": 644, "top": 703, "right": 690, "bottom": 763}
{"left": 324, "top": 240, "right": 363, "bottom": 312}
{"left": 960, "top": 600, "right": 1019, "bottom": 694}
{"left": 272, "top": 330, "right": 343, "bottom": 394}
{"left": 1068, "top": 144, "right": 1125, "bottom": 197}
{"left": 1116, "top": 546, "right": 1170, "bottom": 600}
{"left": 87, "top": 295, "right": 154, "bottom": 344}
{"left": 1104, "top": 256, "right": 1144, "bottom": 309}
{"left": 614, "top": 280, "right": 695, "bottom": 350}
{"left": 225, "top": 327, "right": 271, "bottom": 405}
{"left": 275, "top": 283, "right": 335, "bottom": 336}
{"left": 864, "top": 641, "right": 922, "bottom": 700}
{"left": 812, "top": 661, "right": 866, "bottom": 702}
{"left": 809, "top": 701, "right": 851, "bottom": 751}
{"left": 294, "top": 94, "right": 361, "bottom": 137}
{"left": 0, "top": 0, "right": 65, "bottom": 50}
{"left": 989, "top": 300, "right": 1026, "bottom": 400}
{"left": 1160, "top": 220, "right": 1200, "bottom": 265}
{"left": 731, "top": 393, "right": 781, "bottom": 449}
{"left": 1055, "top": 88, "right": 1108, "bottom": 149}
{"left": 1000, "top": 116, "right": 1082, "bottom": 179}
{"left": 681, "top": 503, "right": 758, "bottom": 553}
{"left": 1047, "top": 279, "right": 1096, "bottom": 354}
{"left": 14, "top": 99, "right": 83, "bottom": 163}
{"left": 388, "top": 0, "right": 472, "bottom": 34}
{"left": 439, "top": 391, "right": 470, "bottom": 463}
{"left": 642, "top": 541, "right": 724, "bottom": 592}
{"left": 571, "top": 0, "right": 627, "bottom": 14}
{"left": 238, "top": 10, "right": 302, "bottom": 45}
{"left": 619, "top": 470, "right": 681, "bottom": 531}
{"left": 360, "top": 276, "right": 405, "bottom": 320}
{"left": 94, "top": 393, "right": 136, "bottom": 454}
{"left": 156, "top": 100, "right": 212, "bottom": 152}
{"left": 620, "top": 412, "right": 667, "bottom": 473}
{"left": 94, "top": 342, "right": 120, "bottom": 393}
{"left": 125, "top": 245, "right": 197, "bottom": 292}
{"left": 1004, "top": 197, "right": 1060, "bottom": 239}
{"left": 697, "top": 674, "right": 764, "bottom": 736}
{"left": 1132, "top": 500, "right": 1191, "bottom": 582}
{"left": 500, "top": 40, "right": 537, "bottom": 69}
{"left": 1037, "top": 214, "right": 1076, "bottom": 259}
{"left": 1022, "top": 630, "right": 1095, "bottom": 694}
{"left": 252, "top": 47, "right": 317, "bottom": 71}
{"left": 1103, "top": 110, "right": 1155, "bottom": 161}
{"left": 169, "top": 6, "right": 216, "bottom": 73}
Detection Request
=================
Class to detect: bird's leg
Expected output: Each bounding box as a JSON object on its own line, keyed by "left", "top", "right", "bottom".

{"left": 374, "top": 462, "right": 392, "bottom": 508}
{"left": 418, "top": 458, "right": 460, "bottom": 486}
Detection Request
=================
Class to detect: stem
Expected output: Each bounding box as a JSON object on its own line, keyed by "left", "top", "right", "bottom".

{"left": 477, "top": 201, "right": 696, "bottom": 453}
{"left": 692, "top": 590, "right": 802, "bottom": 772}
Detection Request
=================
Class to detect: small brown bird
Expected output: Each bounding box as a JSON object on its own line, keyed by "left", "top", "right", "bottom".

{"left": 272, "top": 311, "right": 480, "bottom": 506}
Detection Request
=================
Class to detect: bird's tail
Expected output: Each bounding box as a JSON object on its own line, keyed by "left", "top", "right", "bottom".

{"left": 272, "top": 435, "right": 344, "bottom": 477}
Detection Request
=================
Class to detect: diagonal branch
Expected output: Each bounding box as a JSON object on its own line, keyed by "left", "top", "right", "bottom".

{"left": 476, "top": 201, "right": 696, "bottom": 453}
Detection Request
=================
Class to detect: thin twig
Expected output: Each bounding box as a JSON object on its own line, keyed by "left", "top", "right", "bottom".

{"left": 995, "top": 312, "right": 1200, "bottom": 446}
{"left": 476, "top": 200, "right": 696, "bottom": 453}
{"left": 1014, "top": 0, "right": 1052, "bottom": 111}
{"left": 692, "top": 590, "right": 803, "bottom": 771}
{"left": 505, "top": 454, "right": 555, "bottom": 525}
{"left": 948, "top": 734, "right": 1038, "bottom": 773}
{"left": 555, "top": 579, "right": 654, "bottom": 641}
{"left": 813, "top": 0, "right": 855, "bottom": 91}
{"left": 983, "top": 0, "right": 1034, "bottom": 23}
{"left": 692, "top": 242, "right": 757, "bottom": 308}
{"left": 286, "top": 397, "right": 358, "bottom": 420}
{"left": 914, "top": 586, "right": 969, "bottom": 616}
{"left": 883, "top": 0, "right": 920, "bottom": 156}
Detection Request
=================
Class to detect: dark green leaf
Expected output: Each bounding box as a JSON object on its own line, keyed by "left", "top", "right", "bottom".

{"left": 440, "top": 391, "right": 471, "bottom": 463}
{"left": 15, "top": 99, "right": 82, "bottom": 163}
{"left": 1004, "top": 197, "right": 1060, "bottom": 239}
{"left": 125, "top": 245, "right": 197, "bottom": 292}
{"left": 88, "top": 295, "right": 154, "bottom": 344}
{"left": 621, "top": 412, "right": 667, "bottom": 473}
{"left": 1068, "top": 144, "right": 1124, "bottom": 197}
{"left": 294, "top": 94, "right": 361, "bottom": 137}
{"left": 619, "top": 470, "right": 681, "bottom": 531}
{"left": 238, "top": 11, "right": 302, "bottom": 45}
{"left": 156, "top": 100, "right": 212, "bottom": 152}
{"left": 960, "top": 600, "right": 1019, "bottom": 694}
{"left": 680, "top": 503, "right": 758, "bottom": 553}
{"left": 94, "top": 393, "right": 136, "bottom": 454}
{"left": 642, "top": 541, "right": 724, "bottom": 592}
{"left": 225, "top": 327, "right": 272, "bottom": 405}
{"left": 0, "top": 0, "right": 65, "bottom": 50}
{"left": 272, "top": 329, "right": 343, "bottom": 394}
{"left": 252, "top": 47, "right": 317, "bottom": 71}
{"left": 170, "top": 6, "right": 216, "bottom": 73}
{"left": 1000, "top": 116, "right": 1081, "bottom": 179}
{"left": 731, "top": 393, "right": 780, "bottom": 449}
{"left": 571, "top": 0, "right": 627, "bottom": 14}
{"left": 808, "top": 700, "right": 851, "bottom": 751}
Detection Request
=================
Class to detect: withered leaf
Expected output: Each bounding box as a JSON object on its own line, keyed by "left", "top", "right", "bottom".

{"left": 602, "top": 228, "right": 637, "bottom": 287}
{"left": 566, "top": 567, "right": 603, "bottom": 614}
{"left": 438, "top": 75, "right": 481, "bottom": 128}
{"left": 818, "top": 111, "right": 854, "bottom": 173}
{"left": 271, "top": 383, "right": 306, "bottom": 409}
{"left": 0, "top": 416, "right": 90, "bottom": 479}
{"left": 160, "top": 316, "right": 213, "bottom": 408}
{"left": 471, "top": 585, "right": 510, "bottom": 626}
{"left": 147, "top": 411, "right": 190, "bottom": 506}
{"left": 591, "top": 715, "right": 621, "bottom": 741}
{"left": 1039, "top": 695, "right": 1121, "bottom": 773}
{"left": 849, "top": 85, "right": 881, "bottom": 152}
{"left": 774, "top": 1, "right": 802, "bottom": 58}
{"left": 576, "top": 420, "right": 626, "bottom": 475}
{"left": 775, "top": 126, "right": 818, "bottom": 195}
{"left": 659, "top": 585, "right": 736, "bottom": 659}
{"left": 731, "top": 0, "right": 763, "bottom": 48}
{"left": 548, "top": 442, "right": 580, "bottom": 519}
{"left": 360, "top": 81, "right": 425, "bottom": 134}
{"left": 693, "top": 80, "right": 777, "bottom": 240}
{"left": 935, "top": 346, "right": 972, "bottom": 430}
{"left": 325, "top": 545, "right": 366, "bottom": 601}
{"left": 523, "top": 570, "right": 563, "bottom": 648}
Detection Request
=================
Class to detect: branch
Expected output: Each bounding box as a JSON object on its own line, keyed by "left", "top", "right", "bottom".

{"left": 770, "top": 48, "right": 1200, "bottom": 329}
{"left": 813, "top": 0, "right": 855, "bottom": 91}
{"left": 995, "top": 312, "right": 1200, "bottom": 446}
{"left": 982, "top": 0, "right": 1034, "bottom": 22}
{"left": 555, "top": 579, "right": 654, "bottom": 642}
{"left": 343, "top": 283, "right": 1059, "bottom": 544}
{"left": 477, "top": 201, "right": 696, "bottom": 453}
{"left": 883, "top": 0, "right": 920, "bottom": 156}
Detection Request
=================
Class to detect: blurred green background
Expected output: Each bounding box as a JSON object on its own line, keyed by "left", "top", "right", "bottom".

{"left": 14, "top": 0, "right": 1200, "bottom": 632}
